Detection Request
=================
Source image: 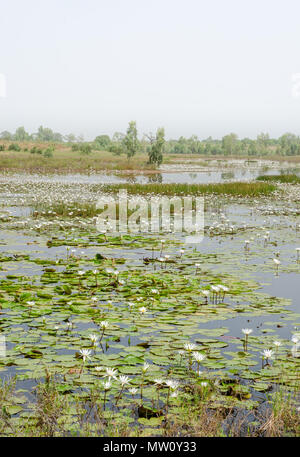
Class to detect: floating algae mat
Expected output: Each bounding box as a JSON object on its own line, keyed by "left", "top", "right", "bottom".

{"left": 0, "top": 174, "right": 299, "bottom": 436}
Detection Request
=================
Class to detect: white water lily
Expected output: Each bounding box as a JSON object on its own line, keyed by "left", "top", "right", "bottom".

{"left": 89, "top": 334, "right": 99, "bottom": 346}
{"left": 262, "top": 349, "right": 274, "bottom": 359}
{"left": 100, "top": 321, "right": 109, "bottom": 329}
{"left": 129, "top": 387, "right": 138, "bottom": 395}
{"left": 142, "top": 362, "right": 150, "bottom": 372}
{"left": 104, "top": 367, "right": 118, "bottom": 380}
{"left": 291, "top": 335, "right": 299, "bottom": 344}
{"left": 184, "top": 343, "right": 197, "bottom": 352}
{"left": 79, "top": 348, "right": 92, "bottom": 362}
{"left": 139, "top": 306, "right": 147, "bottom": 314}
{"left": 165, "top": 380, "right": 180, "bottom": 391}
{"left": 242, "top": 328, "right": 253, "bottom": 335}
{"left": 273, "top": 341, "right": 282, "bottom": 347}
{"left": 119, "top": 375, "right": 130, "bottom": 386}
{"left": 192, "top": 352, "right": 206, "bottom": 362}
{"left": 103, "top": 381, "right": 111, "bottom": 391}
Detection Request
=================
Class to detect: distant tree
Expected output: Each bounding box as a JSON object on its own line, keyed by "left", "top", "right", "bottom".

{"left": 1, "top": 130, "right": 12, "bottom": 140}
{"left": 146, "top": 127, "right": 165, "bottom": 166}
{"left": 112, "top": 132, "right": 125, "bottom": 142}
{"left": 222, "top": 133, "right": 238, "bottom": 155}
{"left": 123, "top": 121, "right": 139, "bottom": 159}
{"left": 14, "top": 126, "right": 30, "bottom": 141}
{"left": 52, "top": 132, "right": 64, "bottom": 142}
{"left": 94, "top": 135, "right": 111, "bottom": 149}
{"left": 248, "top": 140, "right": 258, "bottom": 156}
{"left": 278, "top": 133, "right": 300, "bottom": 155}
{"left": 64, "top": 133, "right": 77, "bottom": 143}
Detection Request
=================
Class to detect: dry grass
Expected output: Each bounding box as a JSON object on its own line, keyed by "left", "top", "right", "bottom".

{"left": 0, "top": 142, "right": 155, "bottom": 172}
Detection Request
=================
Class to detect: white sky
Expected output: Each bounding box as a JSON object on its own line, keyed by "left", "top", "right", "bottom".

{"left": 1, "top": 0, "right": 300, "bottom": 140}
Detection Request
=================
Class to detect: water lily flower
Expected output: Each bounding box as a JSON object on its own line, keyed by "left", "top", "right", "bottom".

{"left": 242, "top": 328, "right": 253, "bottom": 335}
{"left": 79, "top": 349, "right": 92, "bottom": 363}
{"left": 100, "top": 321, "right": 109, "bottom": 329}
{"left": 104, "top": 367, "right": 118, "bottom": 380}
{"left": 142, "top": 362, "right": 150, "bottom": 373}
{"left": 184, "top": 343, "right": 197, "bottom": 352}
{"left": 165, "top": 380, "right": 180, "bottom": 391}
{"left": 102, "top": 381, "right": 111, "bottom": 391}
{"left": 89, "top": 334, "right": 99, "bottom": 346}
{"left": 262, "top": 349, "right": 274, "bottom": 360}
{"left": 139, "top": 306, "right": 147, "bottom": 314}
{"left": 129, "top": 387, "right": 138, "bottom": 396}
{"left": 119, "top": 375, "right": 130, "bottom": 386}
{"left": 192, "top": 352, "right": 206, "bottom": 362}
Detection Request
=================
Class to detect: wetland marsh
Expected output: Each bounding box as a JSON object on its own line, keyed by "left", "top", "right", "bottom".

{"left": 0, "top": 160, "right": 299, "bottom": 437}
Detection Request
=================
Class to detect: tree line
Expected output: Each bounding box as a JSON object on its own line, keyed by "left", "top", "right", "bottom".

{"left": 2, "top": 124, "right": 300, "bottom": 157}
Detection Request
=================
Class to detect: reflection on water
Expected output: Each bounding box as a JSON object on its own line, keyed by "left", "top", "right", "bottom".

{"left": 1, "top": 165, "right": 300, "bottom": 186}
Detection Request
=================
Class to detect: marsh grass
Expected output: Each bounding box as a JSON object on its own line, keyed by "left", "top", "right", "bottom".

{"left": 257, "top": 174, "right": 300, "bottom": 184}
{"left": 2, "top": 376, "right": 297, "bottom": 437}
{"left": 99, "top": 182, "right": 277, "bottom": 197}
{"left": 31, "top": 182, "right": 276, "bottom": 219}
{"left": 259, "top": 389, "right": 300, "bottom": 437}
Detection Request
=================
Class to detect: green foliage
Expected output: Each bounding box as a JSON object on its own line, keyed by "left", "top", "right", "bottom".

{"left": 94, "top": 135, "right": 111, "bottom": 149}
{"left": 147, "top": 127, "right": 165, "bottom": 166}
{"left": 43, "top": 147, "right": 54, "bottom": 158}
{"left": 30, "top": 146, "right": 43, "bottom": 154}
{"left": 123, "top": 121, "right": 139, "bottom": 159}
{"left": 257, "top": 174, "right": 300, "bottom": 184}
{"left": 72, "top": 143, "right": 93, "bottom": 155}
{"left": 36, "top": 126, "right": 63, "bottom": 142}
{"left": 0, "top": 144, "right": 5, "bottom": 151}
{"left": 99, "top": 181, "right": 276, "bottom": 197}
{"left": 8, "top": 143, "right": 21, "bottom": 152}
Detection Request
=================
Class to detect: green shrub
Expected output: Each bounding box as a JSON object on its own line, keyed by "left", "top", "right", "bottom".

{"left": 8, "top": 143, "right": 21, "bottom": 151}
{"left": 43, "top": 148, "right": 53, "bottom": 158}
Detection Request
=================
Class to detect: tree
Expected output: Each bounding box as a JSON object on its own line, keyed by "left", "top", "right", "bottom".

{"left": 222, "top": 133, "right": 238, "bottom": 155}
{"left": 64, "top": 133, "right": 77, "bottom": 143}
{"left": 94, "top": 135, "right": 111, "bottom": 149}
{"left": 0, "top": 130, "right": 12, "bottom": 140}
{"left": 123, "top": 121, "right": 139, "bottom": 159}
{"left": 146, "top": 128, "right": 165, "bottom": 166}
{"left": 14, "top": 126, "right": 30, "bottom": 141}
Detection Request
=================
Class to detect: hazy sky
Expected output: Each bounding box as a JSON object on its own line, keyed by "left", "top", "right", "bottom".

{"left": 1, "top": 0, "right": 300, "bottom": 140}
